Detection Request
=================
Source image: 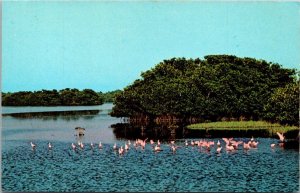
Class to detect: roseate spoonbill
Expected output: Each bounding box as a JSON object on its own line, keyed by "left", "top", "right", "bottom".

{"left": 71, "top": 143, "right": 76, "bottom": 150}
{"left": 98, "top": 142, "right": 102, "bottom": 149}
{"left": 276, "top": 132, "right": 285, "bottom": 142}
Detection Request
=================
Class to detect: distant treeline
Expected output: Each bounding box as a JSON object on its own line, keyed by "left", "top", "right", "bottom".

{"left": 111, "top": 55, "right": 299, "bottom": 126}
{"left": 98, "top": 90, "right": 122, "bottom": 103}
{"left": 2, "top": 88, "right": 120, "bottom": 106}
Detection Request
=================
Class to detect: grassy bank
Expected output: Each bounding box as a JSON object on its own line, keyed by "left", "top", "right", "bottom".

{"left": 187, "top": 121, "right": 299, "bottom": 138}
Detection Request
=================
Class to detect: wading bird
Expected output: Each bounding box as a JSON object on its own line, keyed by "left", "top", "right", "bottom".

{"left": 71, "top": 143, "right": 76, "bottom": 150}
{"left": 276, "top": 132, "right": 285, "bottom": 142}
{"left": 48, "top": 142, "right": 52, "bottom": 150}
{"left": 118, "top": 146, "right": 124, "bottom": 155}
{"left": 113, "top": 143, "right": 118, "bottom": 150}
{"left": 271, "top": 144, "right": 276, "bottom": 148}
{"left": 30, "top": 142, "right": 36, "bottom": 150}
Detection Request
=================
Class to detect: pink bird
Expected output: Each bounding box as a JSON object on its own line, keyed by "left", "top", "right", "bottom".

{"left": 118, "top": 146, "right": 124, "bottom": 155}
{"left": 276, "top": 132, "right": 285, "bottom": 142}
{"left": 71, "top": 143, "right": 76, "bottom": 150}
{"left": 243, "top": 142, "right": 251, "bottom": 150}
{"left": 125, "top": 143, "right": 129, "bottom": 151}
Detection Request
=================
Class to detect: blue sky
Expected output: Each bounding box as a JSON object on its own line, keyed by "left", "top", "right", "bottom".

{"left": 2, "top": 1, "right": 300, "bottom": 92}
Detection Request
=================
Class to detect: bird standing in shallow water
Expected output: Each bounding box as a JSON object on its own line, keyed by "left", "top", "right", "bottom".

{"left": 71, "top": 143, "right": 76, "bottom": 150}
{"left": 217, "top": 140, "right": 221, "bottom": 147}
{"left": 99, "top": 142, "right": 102, "bottom": 149}
{"left": 125, "top": 143, "right": 129, "bottom": 151}
{"left": 216, "top": 146, "right": 222, "bottom": 153}
{"left": 118, "top": 146, "right": 124, "bottom": 155}
{"left": 48, "top": 142, "right": 52, "bottom": 150}
{"left": 154, "top": 145, "right": 161, "bottom": 152}
{"left": 243, "top": 142, "right": 251, "bottom": 150}
{"left": 271, "top": 144, "right": 276, "bottom": 148}
{"left": 30, "top": 142, "right": 36, "bottom": 150}
{"left": 79, "top": 142, "right": 84, "bottom": 149}
{"left": 276, "top": 132, "right": 285, "bottom": 142}
{"left": 113, "top": 143, "right": 118, "bottom": 150}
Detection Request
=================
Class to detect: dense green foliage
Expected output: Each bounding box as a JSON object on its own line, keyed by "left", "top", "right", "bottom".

{"left": 263, "top": 81, "right": 299, "bottom": 125}
{"left": 111, "top": 55, "right": 297, "bottom": 125}
{"left": 98, "top": 90, "right": 122, "bottom": 103}
{"left": 2, "top": 88, "right": 103, "bottom": 106}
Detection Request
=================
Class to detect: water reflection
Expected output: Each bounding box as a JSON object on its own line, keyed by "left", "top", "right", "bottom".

{"left": 111, "top": 122, "right": 185, "bottom": 141}
{"left": 2, "top": 110, "right": 100, "bottom": 121}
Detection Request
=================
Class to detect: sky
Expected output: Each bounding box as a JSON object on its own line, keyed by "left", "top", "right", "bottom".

{"left": 2, "top": 1, "right": 300, "bottom": 92}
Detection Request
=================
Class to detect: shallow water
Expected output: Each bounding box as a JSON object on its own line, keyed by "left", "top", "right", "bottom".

{"left": 1, "top": 104, "right": 299, "bottom": 192}
{"left": 2, "top": 139, "right": 299, "bottom": 192}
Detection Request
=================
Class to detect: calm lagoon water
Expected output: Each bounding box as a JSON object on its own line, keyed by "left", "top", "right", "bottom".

{"left": 1, "top": 104, "right": 299, "bottom": 192}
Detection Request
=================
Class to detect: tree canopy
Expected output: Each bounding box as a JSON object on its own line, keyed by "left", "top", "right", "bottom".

{"left": 2, "top": 88, "right": 103, "bottom": 106}
{"left": 111, "top": 55, "right": 298, "bottom": 125}
{"left": 98, "top": 90, "right": 122, "bottom": 103}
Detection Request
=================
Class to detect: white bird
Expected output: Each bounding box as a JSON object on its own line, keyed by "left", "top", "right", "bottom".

{"left": 113, "top": 143, "right": 118, "bottom": 150}
{"left": 128, "top": 140, "right": 131, "bottom": 146}
{"left": 30, "top": 142, "right": 36, "bottom": 149}
{"left": 185, "top": 140, "right": 188, "bottom": 147}
{"left": 217, "top": 140, "right": 221, "bottom": 146}
{"left": 90, "top": 142, "right": 94, "bottom": 149}
{"left": 271, "top": 144, "right": 276, "bottom": 148}
{"left": 48, "top": 142, "right": 52, "bottom": 150}
{"left": 98, "top": 142, "right": 103, "bottom": 149}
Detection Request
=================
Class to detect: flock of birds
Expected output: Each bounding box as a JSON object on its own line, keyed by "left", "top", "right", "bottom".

{"left": 30, "top": 132, "right": 286, "bottom": 155}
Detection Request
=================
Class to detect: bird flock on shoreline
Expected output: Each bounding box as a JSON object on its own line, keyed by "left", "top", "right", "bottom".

{"left": 30, "top": 132, "right": 286, "bottom": 155}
